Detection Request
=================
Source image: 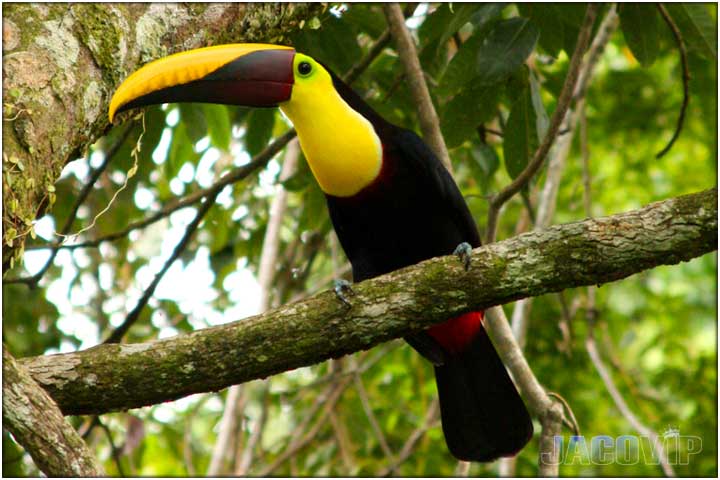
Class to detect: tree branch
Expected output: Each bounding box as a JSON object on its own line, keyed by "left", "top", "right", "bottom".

{"left": 9, "top": 188, "right": 715, "bottom": 417}
{"left": 4, "top": 122, "right": 135, "bottom": 286}
{"left": 24, "top": 129, "right": 297, "bottom": 252}
{"left": 383, "top": 3, "right": 452, "bottom": 171}
{"left": 586, "top": 327, "right": 676, "bottom": 477}
{"left": 103, "top": 189, "right": 220, "bottom": 343}
{"left": 485, "top": 4, "right": 600, "bottom": 243}
{"left": 379, "top": 398, "right": 440, "bottom": 477}
{"left": 2, "top": 344, "right": 104, "bottom": 477}
{"left": 24, "top": 18, "right": 394, "bottom": 255}
{"left": 501, "top": 11, "right": 619, "bottom": 473}
{"left": 211, "top": 140, "right": 300, "bottom": 475}
{"left": 256, "top": 373, "right": 354, "bottom": 476}
{"left": 2, "top": 3, "right": 322, "bottom": 266}
{"left": 656, "top": 3, "right": 691, "bottom": 159}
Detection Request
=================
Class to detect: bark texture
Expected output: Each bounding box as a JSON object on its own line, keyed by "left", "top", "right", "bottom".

{"left": 15, "top": 188, "right": 717, "bottom": 416}
{"left": 2, "top": 3, "right": 322, "bottom": 267}
{"left": 2, "top": 344, "right": 104, "bottom": 477}
{"left": 2, "top": 5, "right": 323, "bottom": 473}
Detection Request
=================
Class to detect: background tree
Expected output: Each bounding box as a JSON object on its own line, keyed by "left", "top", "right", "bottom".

{"left": 3, "top": 3, "right": 717, "bottom": 476}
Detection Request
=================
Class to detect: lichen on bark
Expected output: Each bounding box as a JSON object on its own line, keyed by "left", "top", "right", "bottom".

{"left": 1, "top": 2, "right": 323, "bottom": 269}
{"left": 2, "top": 344, "right": 104, "bottom": 477}
{"left": 16, "top": 188, "right": 717, "bottom": 416}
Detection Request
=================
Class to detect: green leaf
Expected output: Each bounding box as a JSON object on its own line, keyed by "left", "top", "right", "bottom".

{"left": 166, "top": 122, "right": 199, "bottom": 180}
{"left": 421, "top": 3, "right": 506, "bottom": 78}
{"left": 665, "top": 3, "right": 717, "bottom": 60}
{"left": 3, "top": 431, "right": 26, "bottom": 477}
{"left": 201, "top": 104, "right": 231, "bottom": 152}
{"left": 503, "top": 87, "right": 538, "bottom": 181}
{"left": 342, "top": 4, "right": 385, "bottom": 38}
{"left": 469, "top": 143, "right": 500, "bottom": 193}
{"left": 245, "top": 109, "right": 276, "bottom": 157}
{"left": 298, "top": 181, "right": 328, "bottom": 232}
{"left": 441, "top": 84, "right": 500, "bottom": 148}
{"left": 280, "top": 155, "right": 314, "bottom": 192}
{"left": 620, "top": 4, "right": 660, "bottom": 67}
{"left": 179, "top": 104, "right": 207, "bottom": 143}
{"left": 421, "top": 4, "right": 484, "bottom": 49}
{"left": 291, "top": 14, "right": 360, "bottom": 74}
{"left": 518, "top": 4, "right": 566, "bottom": 57}
{"left": 468, "top": 3, "right": 508, "bottom": 31}
{"left": 137, "top": 106, "right": 165, "bottom": 168}
{"left": 553, "top": 3, "right": 589, "bottom": 55}
{"left": 554, "top": 3, "right": 589, "bottom": 28}
{"left": 441, "top": 31, "right": 487, "bottom": 94}
{"left": 529, "top": 70, "right": 549, "bottom": 141}
{"left": 474, "top": 17, "right": 540, "bottom": 85}
{"left": 505, "top": 64, "right": 531, "bottom": 104}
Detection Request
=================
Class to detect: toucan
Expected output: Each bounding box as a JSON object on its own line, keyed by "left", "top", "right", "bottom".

{"left": 109, "top": 44, "right": 533, "bottom": 462}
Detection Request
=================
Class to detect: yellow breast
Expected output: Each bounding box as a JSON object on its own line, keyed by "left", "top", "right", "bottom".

{"left": 280, "top": 56, "right": 382, "bottom": 198}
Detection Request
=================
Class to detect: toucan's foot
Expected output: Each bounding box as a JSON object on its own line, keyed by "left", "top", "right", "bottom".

{"left": 454, "top": 242, "right": 473, "bottom": 271}
{"left": 334, "top": 279, "right": 355, "bottom": 308}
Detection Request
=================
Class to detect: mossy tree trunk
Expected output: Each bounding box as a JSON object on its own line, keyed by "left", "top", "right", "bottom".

{"left": 2, "top": 3, "right": 322, "bottom": 269}
{"left": 1, "top": 4, "right": 323, "bottom": 476}
{"left": 3, "top": 344, "right": 104, "bottom": 476}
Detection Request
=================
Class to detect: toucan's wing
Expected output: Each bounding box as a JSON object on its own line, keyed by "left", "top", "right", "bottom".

{"left": 392, "top": 128, "right": 482, "bottom": 248}
{"left": 392, "top": 128, "right": 482, "bottom": 366}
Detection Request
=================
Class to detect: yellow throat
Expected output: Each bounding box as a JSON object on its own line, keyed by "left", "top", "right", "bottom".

{"left": 280, "top": 54, "right": 382, "bottom": 197}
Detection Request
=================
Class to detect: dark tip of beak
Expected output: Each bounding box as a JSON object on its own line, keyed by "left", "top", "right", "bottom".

{"left": 202, "top": 49, "right": 296, "bottom": 106}
{"left": 118, "top": 49, "right": 295, "bottom": 116}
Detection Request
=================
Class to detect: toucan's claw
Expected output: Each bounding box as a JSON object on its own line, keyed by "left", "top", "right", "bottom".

{"left": 334, "top": 279, "right": 355, "bottom": 308}
{"left": 454, "top": 242, "right": 473, "bottom": 271}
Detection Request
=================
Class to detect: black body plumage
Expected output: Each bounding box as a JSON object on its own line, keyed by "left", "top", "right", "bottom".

{"left": 324, "top": 72, "right": 533, "bottom": 462}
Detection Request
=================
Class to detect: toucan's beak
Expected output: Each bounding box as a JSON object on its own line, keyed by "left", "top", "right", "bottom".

{"left": 109, "top": 44, "right": 295, "bottom": 122}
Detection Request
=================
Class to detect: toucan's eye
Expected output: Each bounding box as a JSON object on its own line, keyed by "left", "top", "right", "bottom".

{"left": 298, "top": 61, "right": 312, "bottom": 76}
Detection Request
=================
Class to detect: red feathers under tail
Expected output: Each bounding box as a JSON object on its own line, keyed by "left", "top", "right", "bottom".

{"left": 431, "top": 313, "right": 534, "bottom": 462}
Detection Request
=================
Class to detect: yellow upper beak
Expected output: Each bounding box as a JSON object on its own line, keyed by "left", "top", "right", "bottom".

{"left": 109, "top": 43, "right": 295, "bottom": 122}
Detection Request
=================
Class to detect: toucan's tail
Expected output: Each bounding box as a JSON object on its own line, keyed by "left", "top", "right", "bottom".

{"left": 433, "top": 323, "right": 534, "bottom": 462}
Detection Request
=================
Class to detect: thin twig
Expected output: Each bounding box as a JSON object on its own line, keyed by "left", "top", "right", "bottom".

{"left": 235, "top": 383, "right": 270, "bottom": 475}
{"left": 383, "top": 3, "right": 452, "bottom": 171}
{"left": 546, "top": 391, "right": 580, "bottom": 436}
{"left": 656, "top": 4, "right": 690, "bottom": 159}
{"left": 485, "top": 4, "right": 599, "bottom": 243}
{"left": 378, "top": 398, "right": 440, "bottom": 477}
{"left": 26, "top": 18, "right": 396, "bottom": 255}
{"left": 25, "top": 130, "right": 296, "bottom": 252}
{"left": 103, "top": 189, "right": 220, "bottom": 343}
{"left": 182, "top": 394, "right": 211, "bottom": 476}
{"left": 343, "top": 30, "right": 392, "bottom": 85}
{"left": 328, "top": 359, "right": 356, "bottom": 473}
{"left": 263, "top": 380, "right": 334, "bottom": 464}
{"left": 554, "top": 291, "right": 575, "bottom": 357}
{"left": 353, "top": 371, "right": 394, "bottom": 459}
{"left": 98, "top": 418, "right": 126, "bottom": 477}
{"left": 598, "top": 322, "right": 660, "bottom": 420}
{"left": 209, "top": 141, "right": 299, "bottom": 475}
{"left": 256, "top": 373, "right": 354, "bottom": 476}
{"left": 206, "top": 385, "right": 245, "bottom": 475}
{"left": 586, "top": 328, "right": 676, "bottom": 477}
{"left": 4, "top": 123, "right": 135, "bottom": 285}
{"left": 580, "top": 92, "right": 675, "bottom": 476}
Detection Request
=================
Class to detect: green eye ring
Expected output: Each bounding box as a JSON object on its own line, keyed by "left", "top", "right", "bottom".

{"left": 297, "top": 61, "right": 313, "bottom": 76}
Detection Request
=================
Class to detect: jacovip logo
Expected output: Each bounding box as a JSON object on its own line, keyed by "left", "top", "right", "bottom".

{"left": 541, "top": 428, "right": 702, "bottom": 466}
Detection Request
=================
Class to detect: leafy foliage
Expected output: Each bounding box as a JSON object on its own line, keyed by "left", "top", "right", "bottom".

{"left": 3, "top": 3, "right": 717, "bottom": 477}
